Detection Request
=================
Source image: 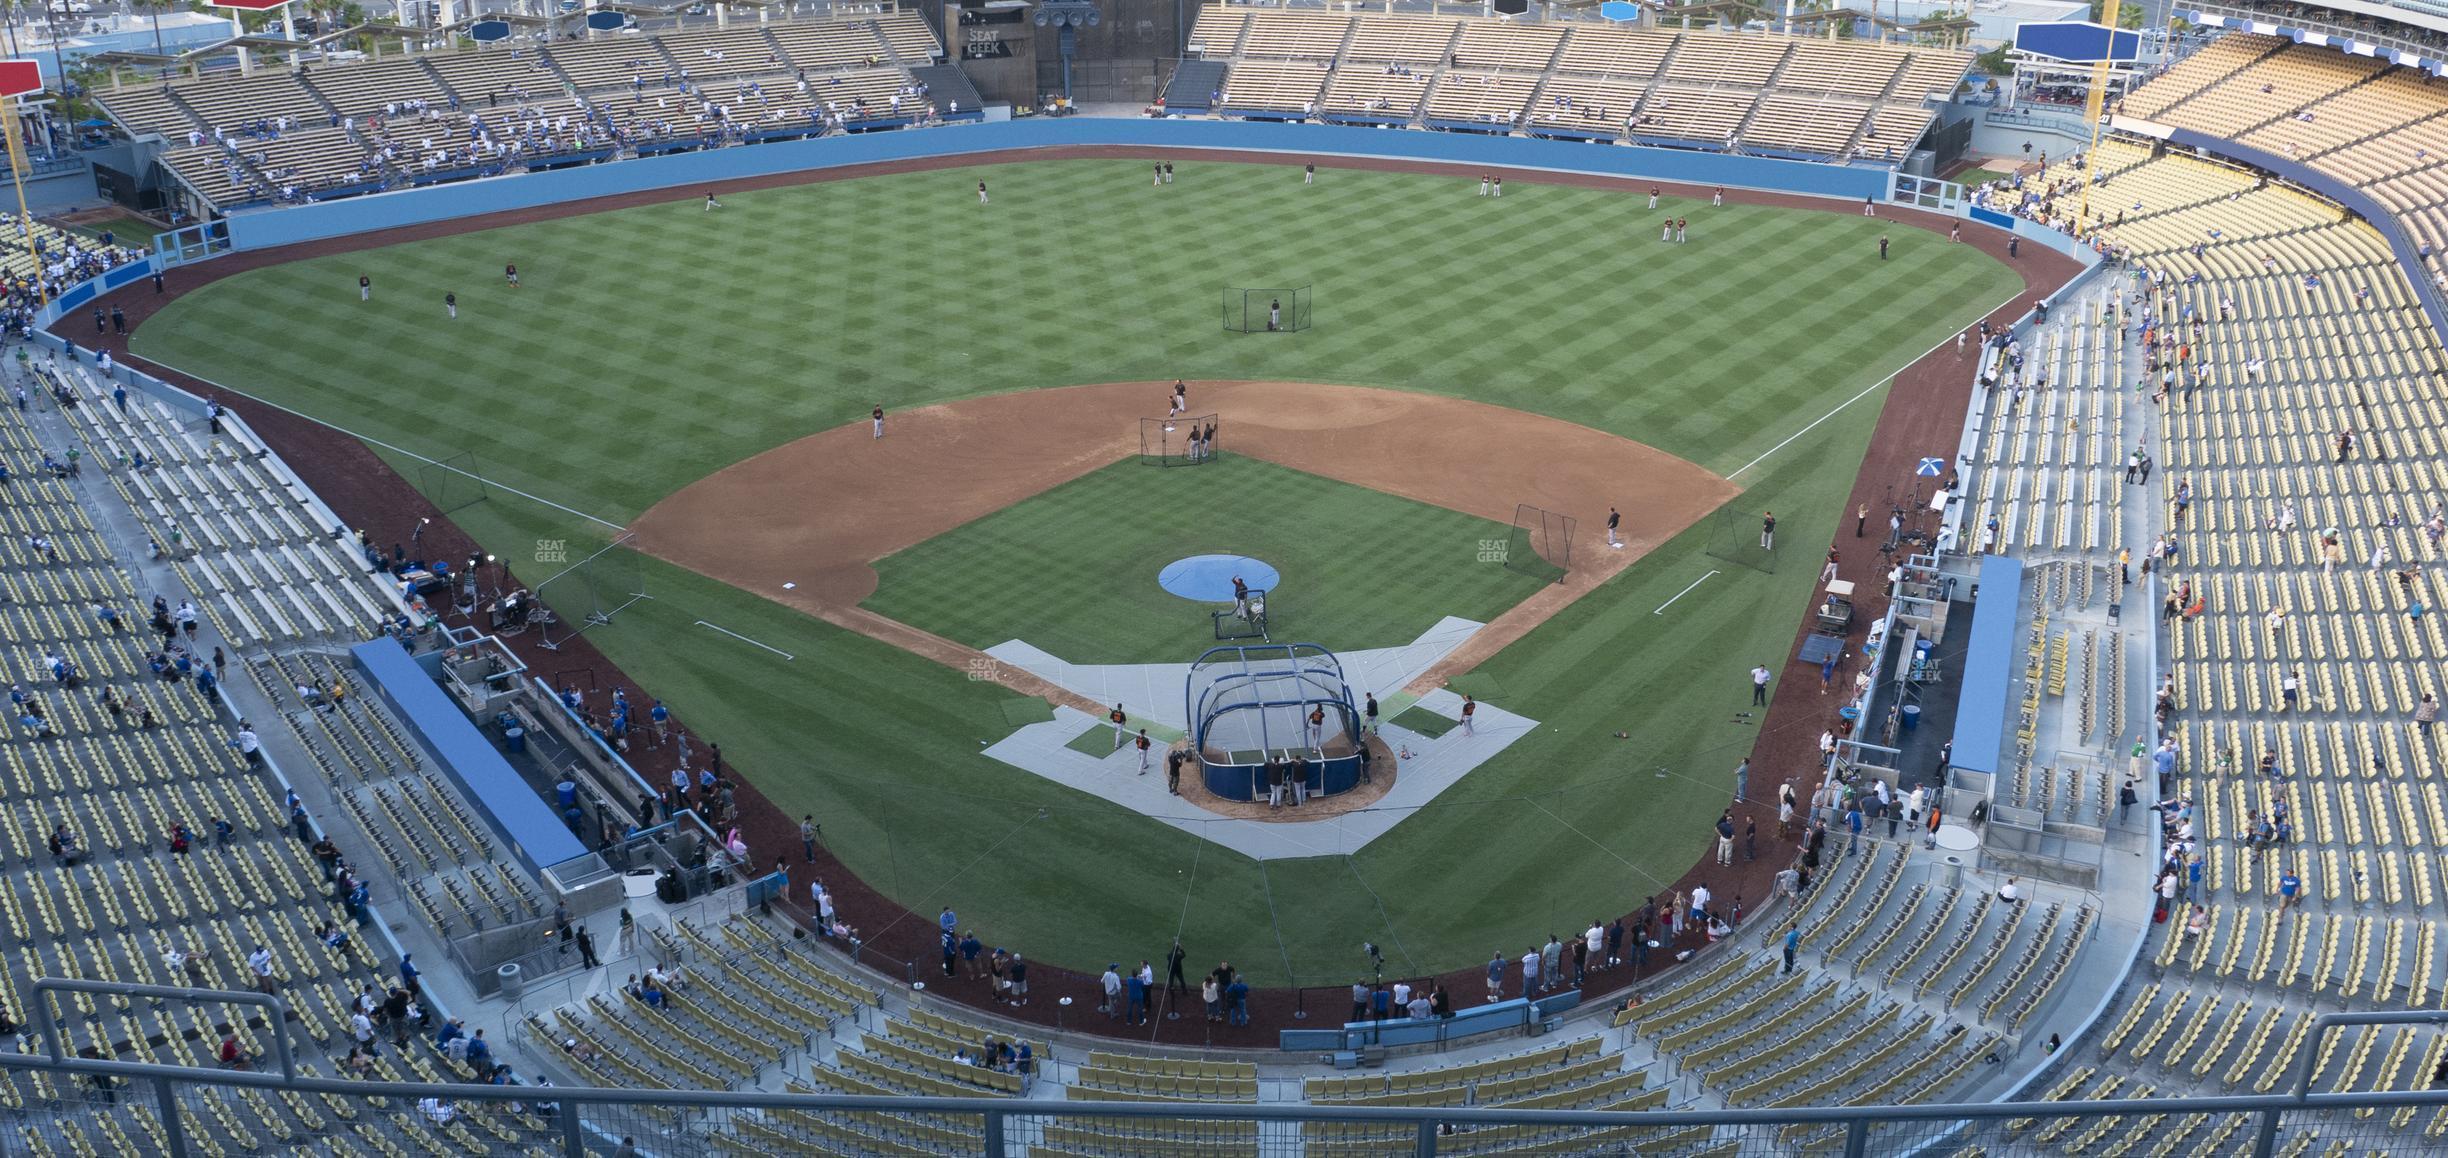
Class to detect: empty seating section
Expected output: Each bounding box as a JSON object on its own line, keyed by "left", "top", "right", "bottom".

{"left": 1530, "top": 76, "right": 1642, "bottom": 136}
{"left": 1183, "top": 9, "right": 1967, "bottom": 158}
{"left": 767, "top": 20, "right": 891, "bottom": 72}
{"left": 655, "top": 26, "right": 793, "bottom": 83}
{"left": 538, "top": 913, "right": 899, "bottom": 1095}
{"left": 302, "top": 57, "right": 447, "bottom": 116}
{"left": 1549, "top": 845, "right": 2090, "bottom": 1132}
{"left": 2237, "top": 62, "right": 2429, "bottom": 159}
{"left": 1639, "top": 84, "right": 1754, "bottom": 146}
{"left": 1237, "top": 10, "right": 1349, "bottom": 60}
{"left": 1862, "top": 105, "right": 1935, "bottom": 156}
{"left": 1741, "top": 93, "right": 1869, "bottom": 157}
{"left": 1780, "top": 41, "right": 1903, "bottom": 97}
{"left": 1425, "top": 71, "right": 1536, "bottom": 127}
{"left": 1187, "top": 5, "right": 1247, "bottom": 55}
{"left": 1343, "top": 15, "right": 1458, "bottom": 64}
{"left": 1969, "top": 309, "right": 2131, "bottom": 560}
{"left": 2112, "top": 182, "right": 2341, "bottom": 260}
{"left": 96, "top": 86, "right": 190, "bottom": 137}
{"left": 1452, "top": 21, "right": 1563, "bottom": 72}
{"left": 1077, "top": 1050, "right": 1256, "bottom": 1100}
{"left": 545, "top": 43, "right": 669, "bottom": 94}
{"left": 1554, "top": 25, "right": 1675, "bottom": 78}
{"left": 1894, "top": 52, "right": 1971, "bottom": 102}
{"left": 1321, "top": 69, "right": 1429, "bottom": 121}
{"left": 2371, "top": 171, "right": 2448, "bottom": 261}
{"left": 1661, "top": 32, "right": 1782, "bottom": 88}
{"left": 1219, "top": 60, "right": 1326, "bottom": 115}
{"left": 2306, "top": 72, "right": 2448, "bottom": 182}
{"left": 2117, "top": 36, "right": 2448, "bottom": 306}
{"left": 418, "top": 47, "right": 563, "bottom": 108}
{"left": 2095, "top": 149, "right": 2259, "bottom": 220}
{"left": 2163, "top": 43, "right": 2385, "bottom": 139}
{"left": 97, "top": 15, "right": 942, "bottom": 210}
{"left": 2122, "top": 34, "right": 2285, "bottom": 118}
{"left": 874, "top": 12, "right": 941, "bottom": 63}
{"left": 43, "top": 365, "right": 392, "bottom": 651}
{"left": 170, "top": 72, "right": 322, "bottom": 135}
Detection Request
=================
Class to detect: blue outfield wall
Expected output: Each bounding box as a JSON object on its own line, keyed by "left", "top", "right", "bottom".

{"left": 53, "top": 253, "right": 159, "bottom": 318}
{"left": 219, "top": 118, "right": 1900, "bottom": 251}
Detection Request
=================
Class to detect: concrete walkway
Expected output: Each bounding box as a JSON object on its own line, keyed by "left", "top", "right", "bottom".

{"left": 982, "top": 686, "right": 1538, "bottom": 861}
{"left": 982, "top": 616, "right": 1486, "bottom": 731}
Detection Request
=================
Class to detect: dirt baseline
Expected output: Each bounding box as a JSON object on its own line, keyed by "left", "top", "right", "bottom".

{"left": 627, "top": 380, "right": 1737, "bottom": 684}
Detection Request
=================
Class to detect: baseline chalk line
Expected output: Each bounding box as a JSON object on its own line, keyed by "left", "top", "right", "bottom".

{"left": 1653, "top": 571, "right": 1721, "bottom": 616}
{"left": 695, "top": 620, "right": 795, "bottom": 660}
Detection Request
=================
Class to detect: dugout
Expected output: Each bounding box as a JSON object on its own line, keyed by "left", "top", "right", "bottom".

{"left": 1184, "top": 643, "right": 1362, "bottom": 802}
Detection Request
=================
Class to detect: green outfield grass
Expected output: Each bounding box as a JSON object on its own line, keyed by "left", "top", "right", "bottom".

{"left": 419, "top": 390, "right": 1877, "bottom": 984}
{"left": 137, "top": 159, "right": 2016, "bottom": 981}
{"left": 135, "top": 158, "right": 2015, "bottom": 514}
{"left": 864, "top": 455, "right": 1545, "bottom": 665}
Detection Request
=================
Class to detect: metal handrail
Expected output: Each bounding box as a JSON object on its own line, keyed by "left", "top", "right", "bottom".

{"left": 13, "top": 1025, "right": 2448, "bottom": 1157}
{"left": 32, "top": 978, "right": 297, "bottom": 1080}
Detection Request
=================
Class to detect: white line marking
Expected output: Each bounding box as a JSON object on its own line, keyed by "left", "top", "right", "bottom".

{"left": 695, "top": 620, "right": 795, "bottom": 660}
{"left": 119, "top": 361, "right": 628, "bottom": 532}
{"left": 1653, "top": 570, "right": 1720, "bottom": 615}
{"left": 1728, "top": 286, "right": 2027, "bottom": 480}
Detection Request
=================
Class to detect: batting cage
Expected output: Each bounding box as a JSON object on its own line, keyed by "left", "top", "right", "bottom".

{"left": 1223, "top": 285, "right": 1312, "bottom": 334}
{"left": 1185, "top": 643, "right": 1361, "bottom": 801}
{"left": 1704, "top": 505, "right": 1780, "bottom": 573}
{"left": 1139, "top": 413, "right": 1222, "bottom": 467}
{"left": 418, "top": 451, "right": 491, "bottom": 516}
{"left": 1503, "top": 504, "right": 1575, "bottom": 585}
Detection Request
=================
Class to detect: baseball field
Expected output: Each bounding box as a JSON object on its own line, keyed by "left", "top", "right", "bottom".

{"left": 130, "top": 156, "right": 2021, "bottom": 986}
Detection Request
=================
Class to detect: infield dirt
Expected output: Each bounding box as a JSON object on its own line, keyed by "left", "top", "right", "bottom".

{"left": 627, "top": 378, "right": 1738, "bottom": 699}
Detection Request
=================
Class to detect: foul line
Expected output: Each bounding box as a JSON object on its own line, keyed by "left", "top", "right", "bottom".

{"left": 860, "top": 810, "right": 1043, "bottom": 946}
{"left": 122, "top": 360, "right": 628, "bottom": 533}
{"left": 1344, "top": 856, "right": 1420, "bottom": 976}
{"left": 1525, "top": 795, "right": 1668, "bottom": 890}
{"left": 1256, "top": 861, "right": 1301, "bottom": 991}
{"left": 1653, "top": 571, "right": 1721, "bottom": 616}
{"left": 1147, "top": 840, "right": 1205, "bottom": 1034}
{"left": 1727, "top": 286, "right": 2026, "bottom": 481}
{"left": 694, "top": 620, "right": 795, "bottom": 660}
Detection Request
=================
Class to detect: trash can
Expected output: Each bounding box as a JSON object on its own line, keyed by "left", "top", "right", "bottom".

{"left": 504, "top": 726, "right": 526, "bottom": 754}
{"left": 496, "top": 963, "right": 523, "bottom": 1002}
{"left": 1900, "top": 705, "right": 1922, "bottom": 733}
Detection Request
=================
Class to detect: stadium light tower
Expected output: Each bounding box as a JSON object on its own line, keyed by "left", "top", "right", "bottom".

{"left": 1033, "top": 0, "right": 1100, "bottom": 104}
{"left": 2074, "top": 0, "right": 2124, "bottom": 233}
